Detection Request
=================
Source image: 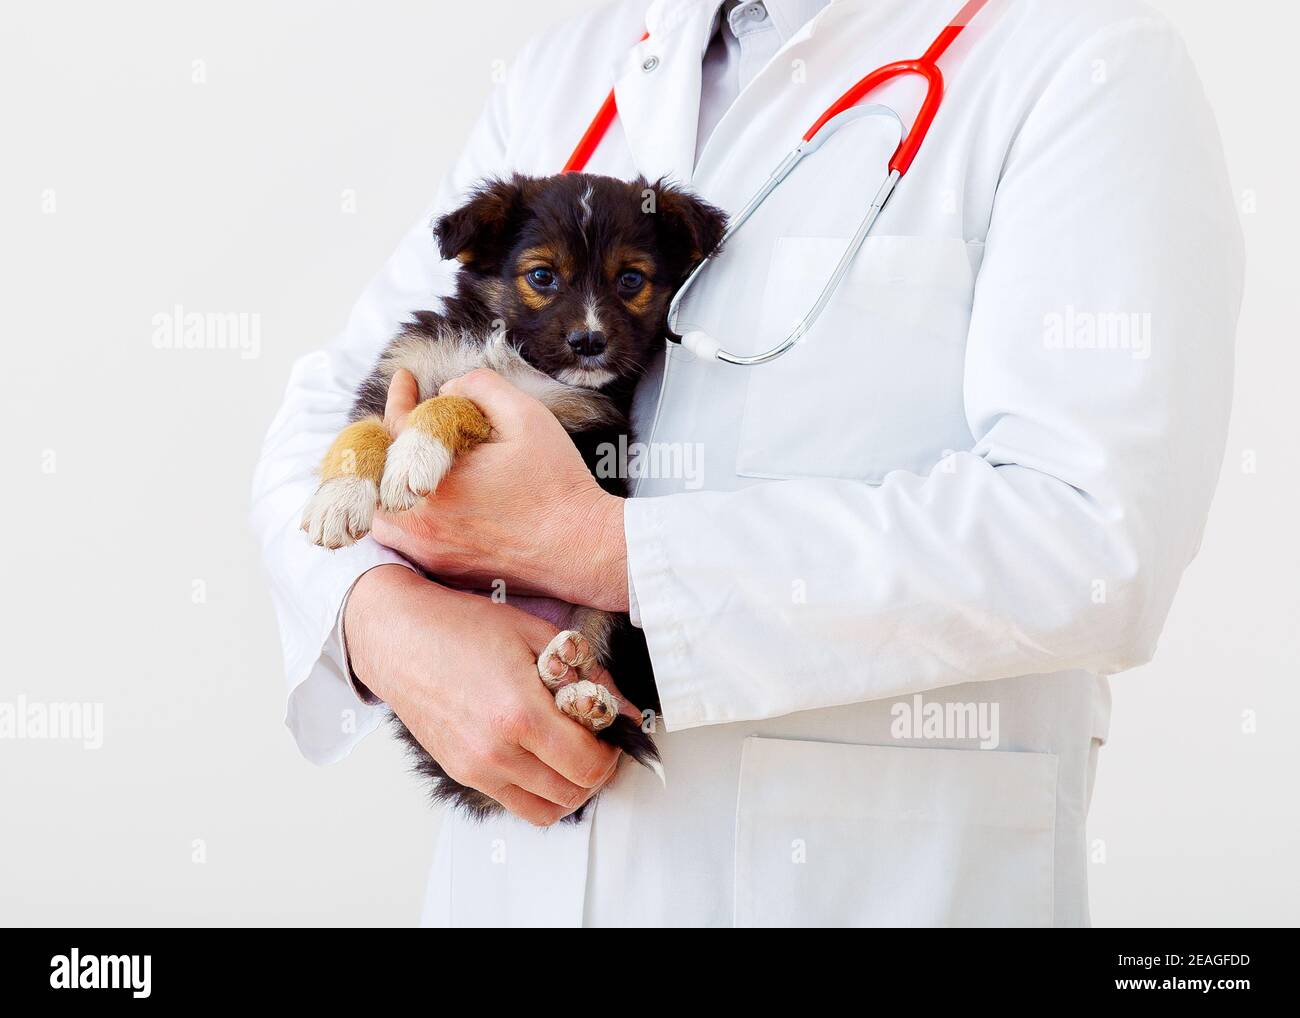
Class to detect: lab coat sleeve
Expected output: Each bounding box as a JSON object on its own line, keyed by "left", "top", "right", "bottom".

{"left": 248, "top": 80, "right": 514, "bottom": 765}
{"left": 625, "top": 18, "right": 1244, "bottom": 731}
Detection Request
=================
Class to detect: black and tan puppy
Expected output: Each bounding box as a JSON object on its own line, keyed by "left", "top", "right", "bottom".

{"left": 302, "top": 173, "right": 726, "bottom": 819}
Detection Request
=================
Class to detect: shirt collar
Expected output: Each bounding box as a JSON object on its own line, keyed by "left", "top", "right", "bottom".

{"left": 706, "top": 0, "right": 831, "bottom": 46}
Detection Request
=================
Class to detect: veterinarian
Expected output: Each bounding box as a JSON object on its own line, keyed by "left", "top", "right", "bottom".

{"left": 251, "top": 0, "right": 1242, "bottom": 926}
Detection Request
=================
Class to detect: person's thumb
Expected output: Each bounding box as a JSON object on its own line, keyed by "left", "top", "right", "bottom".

{"left": 439, "top": 368, "right": 537, "bottom": 439}
{"left": 384, "top": 368, "right": 420, "bottom": 434}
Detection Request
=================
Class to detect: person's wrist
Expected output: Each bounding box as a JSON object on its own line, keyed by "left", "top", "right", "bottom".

{"left": 549, "top": 488, "right": 628, "bottom": 612}
{"left": 343, "top": 564, "right": 431, "bottom": 703}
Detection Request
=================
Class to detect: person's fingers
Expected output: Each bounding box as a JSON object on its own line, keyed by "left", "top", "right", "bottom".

{"left": 384, "top": 368, "right": 420, "bottom": 434}
{"left": 618, "top": 694, "right": 647, "bottom": 727}
{"left": 506, "top": 750, "right": 608, "bottom": 811}
{"left": 439, "top": 368, "right": 537, "bottom": 439}
{"left": 517, "top": 615, "right": 575, "bottom": 658}
{"left": 511, "top": 619, "right": 631, "bottom": 775}
{"left": 597, "top": 663, "right": 643, "bottom": 724}
{"left": 491, "top": 784, "right": 572, "bottom": 827}
{"left": 519, "top": 709, "right": 620, "bottom": 789}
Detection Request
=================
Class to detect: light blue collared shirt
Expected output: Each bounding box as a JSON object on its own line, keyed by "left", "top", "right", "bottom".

{"left": 696, "top": 0, "right": 831, "bottom": 162}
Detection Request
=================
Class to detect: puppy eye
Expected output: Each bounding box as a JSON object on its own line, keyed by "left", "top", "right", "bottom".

{"left": 526, "top": 267, "right": 558, "bottom": 290}
{"left": 617, "top": 269, "right": 645, "bottom": 294}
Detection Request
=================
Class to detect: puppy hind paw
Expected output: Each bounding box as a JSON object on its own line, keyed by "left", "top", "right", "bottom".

{"left": 537, "top": 629, "right": 597, "bottom": 690}
{"left": 301, "top": 476, "right": 379, "bottom": 549}
{"left": 555, "top": 679, "right": 619, "bottom": 732}
{"left": 379, "top": 428, "right": 454, "bottom": 512}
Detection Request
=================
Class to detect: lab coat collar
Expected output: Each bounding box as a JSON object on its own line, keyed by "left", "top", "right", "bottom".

{"left": 613, "top": 1, "right": 721, "bottom": 184}
{"left": 749, "top": 0, "right": 833, "bottom": 42}
{"left": 644, "top": 0, "right": 846, "bottom": 31}
{"left": 642, "top": 0, "right": 718, "bottom": 37}
{"left": 614, "top": 0, "right": 854, "bottom": 184}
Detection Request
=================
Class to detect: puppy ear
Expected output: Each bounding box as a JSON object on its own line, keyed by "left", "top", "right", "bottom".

{"left": 433, "top": 176, "right": 536, "bottom": 272}
{"left": 648, "top": 179, "right": 728, "bottom": 278}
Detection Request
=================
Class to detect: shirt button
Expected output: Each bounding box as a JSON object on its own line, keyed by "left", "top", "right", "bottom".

{"left": 642, "top": 55, "right": 659, "bottom": 72}
{"left": 739, "top": 2, "right": 768, "bottom": 21}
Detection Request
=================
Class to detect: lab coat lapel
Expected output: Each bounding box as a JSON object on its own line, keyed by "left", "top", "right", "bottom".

{"left": 612, "top": 0, "right": 720, "bottom": 184}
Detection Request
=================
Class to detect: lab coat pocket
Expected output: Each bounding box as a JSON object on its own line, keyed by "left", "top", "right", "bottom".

{"left": 736, "top": 235, "right": 978, "bottom": 482}
{"left": 734, "top": 736, "right": 1057, "bottom": 928}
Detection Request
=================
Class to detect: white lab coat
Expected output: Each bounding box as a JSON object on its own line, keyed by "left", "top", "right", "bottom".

{"left": 250, "top": 0, "right": 1243, "bottom": 927}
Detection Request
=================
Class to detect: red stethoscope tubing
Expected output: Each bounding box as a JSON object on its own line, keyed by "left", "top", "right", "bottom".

{"left": 562, "top": 31, "right": 650, "bottom": 174}
{"left": 561, "top": 0, "right": 990, "bottom": 176}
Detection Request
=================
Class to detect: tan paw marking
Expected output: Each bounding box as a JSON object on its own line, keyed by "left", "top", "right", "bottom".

{"left": 555, "top": 680, "right": 618, "bottom": 732}
{"left": 537, "top": 629, "right": 596, "bottom": 690}
{"left": 379, "top": 428, "right": 453, "bottom": 512}
{"left": 301, "top": 476, "right": 378, "bottom": 549}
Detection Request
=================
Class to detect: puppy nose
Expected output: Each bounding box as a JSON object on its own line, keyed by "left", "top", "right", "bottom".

{"left": 567, "top": 329, "right": 608, "bottom": 356}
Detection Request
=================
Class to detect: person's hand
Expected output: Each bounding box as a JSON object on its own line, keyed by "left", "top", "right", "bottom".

{"left": 370, "top": 369, "right": 629, "bottom": 612}
{"left": 344, "top": 564, "right": 625, "bottom": 826}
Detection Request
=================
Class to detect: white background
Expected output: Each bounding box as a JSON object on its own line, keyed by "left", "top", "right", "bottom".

{"left": 0, "top": 0, "right": 1295, "bottom": 926}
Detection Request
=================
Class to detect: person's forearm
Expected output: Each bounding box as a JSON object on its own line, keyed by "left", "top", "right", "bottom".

{"left": 344, "top": 565, "right": 457, "bottom": 705}
{"left": 537, "top": 488, "right": 629, "bottom": 614}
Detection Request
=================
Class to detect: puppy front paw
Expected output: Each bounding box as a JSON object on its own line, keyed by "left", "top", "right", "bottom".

{"left": 555, "top": 679, "right": 619, "bottom": 732}
{"left": 302, "top": 476, "right": 379, "bottom": 549}
{"left": 379, "top": 428, "right": 454, "bottom": 512}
